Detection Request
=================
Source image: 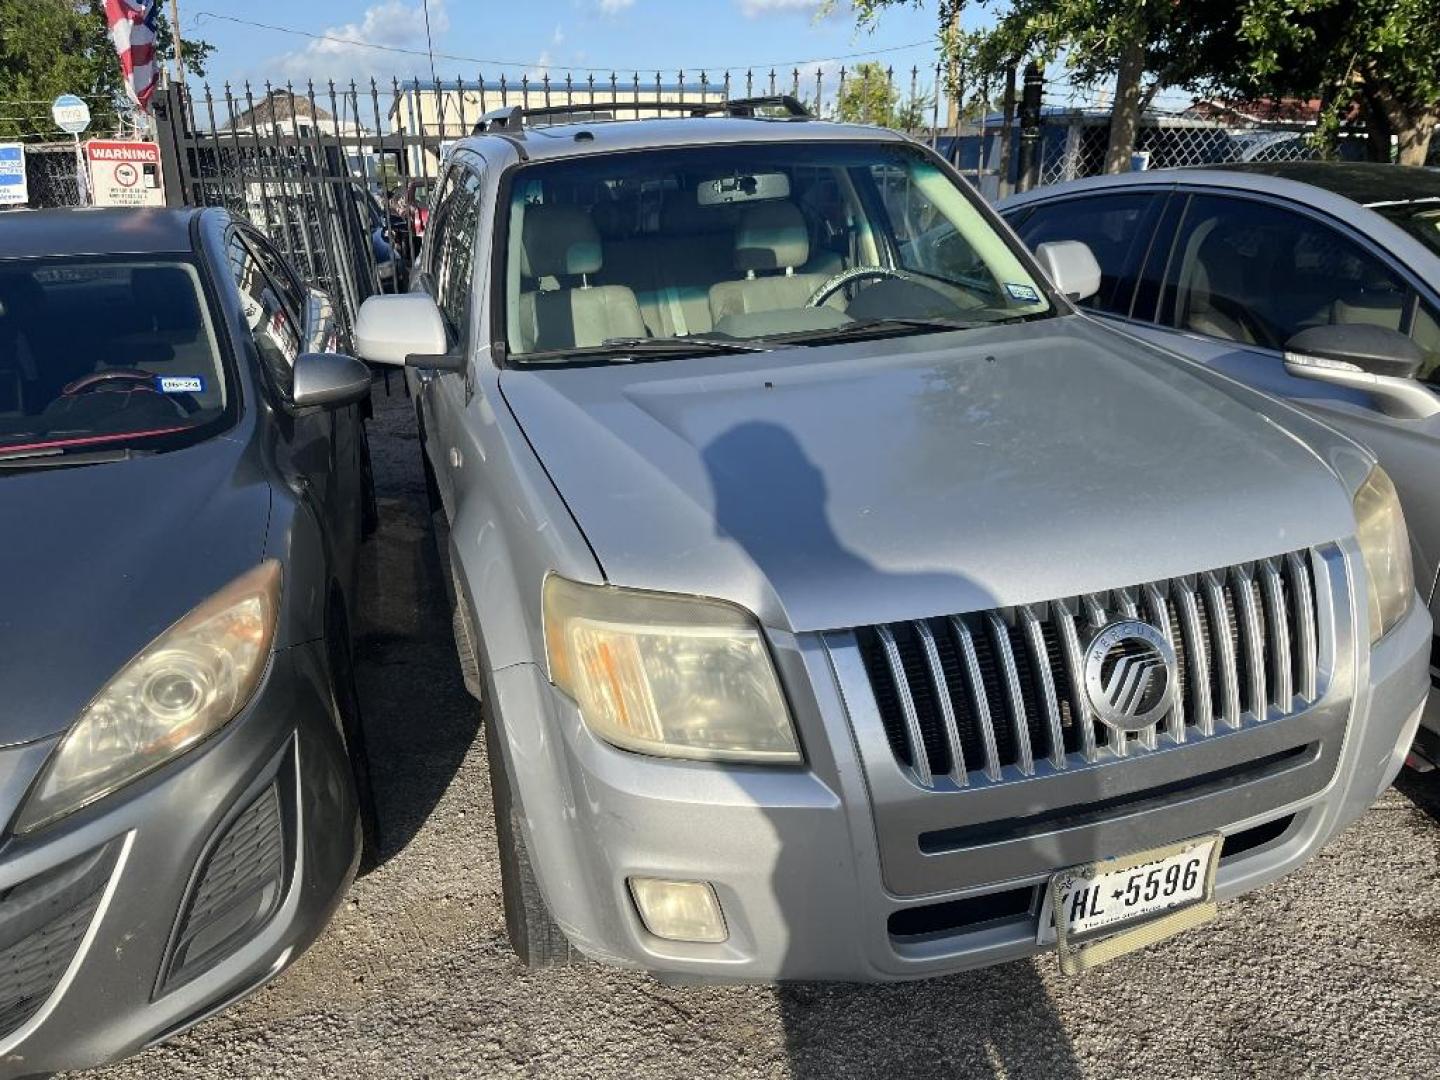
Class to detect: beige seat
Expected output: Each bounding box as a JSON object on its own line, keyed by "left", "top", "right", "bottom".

{"left": 517, "top": 206, "right": 647, "bottom": 352}
{"left": 708, "top": 202, "right": 837, "bottom": 323}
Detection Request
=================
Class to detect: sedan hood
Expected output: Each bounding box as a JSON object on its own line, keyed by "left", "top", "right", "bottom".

{"left": 501, "top": 317, "right": 1358, "bottom": 633}
{"left": 0, "top": 435, "right": 271, "bottom": 747}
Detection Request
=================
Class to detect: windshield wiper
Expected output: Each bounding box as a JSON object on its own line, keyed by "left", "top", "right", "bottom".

{"left": 773, "top": 316, "right": 990, "bottom": 346}
{"left": 0, "top": 446, "right": 150, "bottom": 469}
{"left": 521, "top": 335, "right": 771, "bottom": 364}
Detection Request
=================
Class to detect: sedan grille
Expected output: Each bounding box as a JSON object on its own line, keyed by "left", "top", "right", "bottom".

{"left": 852, "top": 550, "right": 1323, "bottom": 788}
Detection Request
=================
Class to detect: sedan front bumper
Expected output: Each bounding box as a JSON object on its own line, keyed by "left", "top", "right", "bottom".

{"left": 0, "top": 641, "right": 359, "bottom": 1078}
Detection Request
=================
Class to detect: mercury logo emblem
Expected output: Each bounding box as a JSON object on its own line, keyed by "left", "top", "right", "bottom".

{"left": 1082, "top": 620, "right": 1178, "bottom": 732}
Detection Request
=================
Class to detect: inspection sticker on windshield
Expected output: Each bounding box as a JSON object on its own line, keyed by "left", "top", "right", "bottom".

{"left": 157, "top": 375, "right": 205, "bottom": 394}
{"left": 1005, "top": 282, "right": 1040, "bottom": 302}
{"left": 1037, "top": 834, "right": 1222, "bottom": 974}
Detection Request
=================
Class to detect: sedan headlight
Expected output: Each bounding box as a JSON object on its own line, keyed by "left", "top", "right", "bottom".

{"left": 542, "top": 575, "right": 800, "bottom": 763}
{"left": 1354, "top": 466, "right": 1414, "bottom": 645}
{"left": 15, "top": 561, "right": 282, "bottom": 834}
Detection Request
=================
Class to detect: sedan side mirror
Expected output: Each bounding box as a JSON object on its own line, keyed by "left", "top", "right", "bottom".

{"left": 293, "top": 352, "right": 373, "bottom": 409}
{"left": 1034, "top": 240, "right": 1101, "bottom": 303}
{"left": 1284, "top": 324, "right": 1438, "bottom": 420}
{"left": 354, "top": 293, "right": 462, "bottom": 371}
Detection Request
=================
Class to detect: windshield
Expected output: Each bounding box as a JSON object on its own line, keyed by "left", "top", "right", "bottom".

{"left": 502, "top": 142, "right": 1052, "bottom": 364}
{"left": 1373, "top": 199, "right": 1440, "bottom": 258}
{"left": 0, "top": 258, "right": 228, "bottom": 460}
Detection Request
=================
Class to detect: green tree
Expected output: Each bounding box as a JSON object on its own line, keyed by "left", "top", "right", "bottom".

{"left": 1237, "top": 0, "right": 1440, "bottom": 164}
{"left": 0, "top": 1, "right": 213, "bottom": 141}
{"left": 833, "top": 61, "right": 932, "bottom": 130}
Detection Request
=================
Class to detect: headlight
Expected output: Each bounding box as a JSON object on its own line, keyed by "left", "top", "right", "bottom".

{"left": 1354, "top": 466, "right": 1414, "bottom": 645}
{"left": 542, "top": 575, "right": 800, "bottom": 763}
{"left": 15, "top": 561, "right": 282, "bottom": 834}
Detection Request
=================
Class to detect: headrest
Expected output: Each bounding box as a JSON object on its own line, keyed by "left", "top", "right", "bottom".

{"left": 521, "top": 205, "right": 603, "bottom": 278}
{"left": 734, "top": 201, "right": 809, "bottom": 273}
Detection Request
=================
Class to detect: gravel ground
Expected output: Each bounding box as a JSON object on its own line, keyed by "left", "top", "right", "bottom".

{"left": 85, "top": 385, "right": 1440, "bottom": 1080}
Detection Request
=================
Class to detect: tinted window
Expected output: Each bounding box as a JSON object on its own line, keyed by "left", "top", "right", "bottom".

{"left": 227, "top": 234, "right": 302, "bottom": 395}
{"left": 1012, "top": 192, "right": 1162, "bottom": 315}
{"left": 1374, "top": 202, "right": 1440, "bottom": 258}
{"left": 1164, "top": 195, "right": 1412, "bottom": 351}
{"left": 1413, "top": 301, "right": 1440, "bottom": 383}
{"left": 243, "top": 229, "right": 307, "bottom": 317}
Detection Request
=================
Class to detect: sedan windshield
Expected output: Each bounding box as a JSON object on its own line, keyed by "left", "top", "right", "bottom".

{"left": 502, "top": 142, "right": 1052, "bottom": 364}
{"left": 0, "top": 258, "right": 228, "bottom": 461}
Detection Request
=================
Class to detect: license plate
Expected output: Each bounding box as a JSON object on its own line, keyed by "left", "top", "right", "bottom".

{"left": 1037, "top": 834, "right": 1222, "bottom": 974}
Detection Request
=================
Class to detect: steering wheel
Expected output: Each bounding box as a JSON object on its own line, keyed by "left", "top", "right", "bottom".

{"left": 62, "top": 369, "right": 162, "bottom": 396}
{"left": 806, "top": 265, "right": 918, "bottom": 308}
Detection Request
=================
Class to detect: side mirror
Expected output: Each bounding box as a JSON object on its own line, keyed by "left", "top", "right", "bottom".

{"left": 1284, "top": 324, "right": 1437, "bottom": 420}
{"left": 293, "top": 352, "right": 373, "bottom": 409}
{"left": 354, "top": 293, "right": 456, "bottom": 369}
{"left": 1034, "top": 240, "right": 1101, "bottom": 303}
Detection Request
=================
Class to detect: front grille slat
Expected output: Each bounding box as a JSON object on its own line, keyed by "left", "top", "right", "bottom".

{"left": 915, "top": 619, "right": 968, "bottom": 786}
{"left": 1261, "top": 559, "right": 1294, "bottom": 708}
{"left": 1020, "top": 605, "right": 1067, "bottom": 770}
{"left": 952, "top": 617, "right": 1003, "bottom": 782}
{"left": 1287, "top": 551, "right": 1319, "bottom": 702}
{"left": 1054, "top": 602, "right": 1100, "bottom": 763}
{"left": 876, "top": 624, "right": 933, "bottom": 787}
{"left": 848, "top": 547, "right": 1329, "bottom": 788}
{"left": 988, "top": 613, "right": 1034, "bottom": 775}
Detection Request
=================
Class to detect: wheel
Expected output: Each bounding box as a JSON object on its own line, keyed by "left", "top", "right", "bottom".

{"left": 359, "top": 421, "right": 379, "bottom": 539}
{"left": 485, "top": 712, "right": 578, "bottom": 967}
{"left": 329, "top": 612, "right": 381, "bottom": 872}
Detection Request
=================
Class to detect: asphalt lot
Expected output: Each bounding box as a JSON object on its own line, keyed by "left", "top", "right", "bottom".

{"left": 86, "top": 384, "right": 1440, "bottom": 1080}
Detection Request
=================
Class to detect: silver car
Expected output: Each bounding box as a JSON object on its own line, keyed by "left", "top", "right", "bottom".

{"left": 999, "top": 163, "right": 1440, "bottom": 765}
{"left": 355, "top": 104, "right": 1429, "bottom": 980}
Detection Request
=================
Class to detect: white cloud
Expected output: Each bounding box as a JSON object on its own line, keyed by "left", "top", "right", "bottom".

{"left": 736, "top": 0, "right": 845, "bottom": 18}
{"left": 597, "top": 0, "right": 635, "bottom": 12}
{"left": 275, "top": 1, "right": 452, "bottom": 82}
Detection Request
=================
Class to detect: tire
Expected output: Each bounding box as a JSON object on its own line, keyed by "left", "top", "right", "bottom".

{"left": 485, "top": 712, "right": 578, "bottom": 967}
{"left": 330, "top": 615, "right": 381, "bottom": 872}
{"left": 359, "top": 421, "right": 379, "bottom": 539}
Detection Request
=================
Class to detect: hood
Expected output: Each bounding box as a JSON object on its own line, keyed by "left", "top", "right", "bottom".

{"left": 501, "top": 317, "right": 1358, "bottom": 634}
{"left": 0, "top": 435, "right": 272, "bottom": 747}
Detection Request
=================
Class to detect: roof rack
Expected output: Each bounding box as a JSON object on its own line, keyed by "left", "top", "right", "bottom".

{"left": 471, "top": 95, "right": 811, "bottom": 135}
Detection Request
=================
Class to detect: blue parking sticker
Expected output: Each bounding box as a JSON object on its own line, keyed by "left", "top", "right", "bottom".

{"left": 157, "top": 375, "right": 205, "bottom": 394}
{"left": 1005, "top": 282, "right": 1041, "bottom": 302}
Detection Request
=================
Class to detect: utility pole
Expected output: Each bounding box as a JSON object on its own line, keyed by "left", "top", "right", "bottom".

{"left": 169, "top": 0, "right": 186, "bottom": 85}
{"left": 1015, "top": 61, "right": 1044, "bottom": 192}
{"left": 944, "top": 3, "right": 961, "bottom": 132}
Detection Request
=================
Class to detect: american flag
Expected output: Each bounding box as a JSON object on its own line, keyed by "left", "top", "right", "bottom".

{"left": 104, "top": 0, "right": 161, "bottom": 113}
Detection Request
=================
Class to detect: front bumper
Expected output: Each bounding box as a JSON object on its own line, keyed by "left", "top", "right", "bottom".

{"left": 0, "top": 641, "right": 359, "bottom": 1078}
{"left": 498, "top": 556, "right": 1431, "bottom": 983}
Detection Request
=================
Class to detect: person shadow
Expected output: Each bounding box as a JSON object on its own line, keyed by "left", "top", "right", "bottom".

{"left": 701, "top": 420, "right": 1085, "bottom": 1080}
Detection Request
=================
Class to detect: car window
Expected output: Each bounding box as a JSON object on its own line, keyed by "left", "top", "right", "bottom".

{"left": 226, "top": 233, "right": 303, "bottom": 396}
{"left": 241, "top": 229, "right": 307, "bottom": 320}
{"left": 1163, "top": 194, "right": 1413, "bottom": 352}
{"left": 430, "top": 166, "right": 483, "bottom": 344}
{"left": 502, "top": 143, "right": 1052, "bottom": 363}
{"left": 1413, "top": 301, "right": 1440, "bottom": 383}
{"left": 1010, "top": 192, "right": 1163, "bottom": 316}
{"left": 0, "top": 257, "right": 229, "bottom": 456}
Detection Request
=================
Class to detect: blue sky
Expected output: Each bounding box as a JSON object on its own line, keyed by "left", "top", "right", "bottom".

{"left": 186, "top": 0, "right": 951, "bottom": 91}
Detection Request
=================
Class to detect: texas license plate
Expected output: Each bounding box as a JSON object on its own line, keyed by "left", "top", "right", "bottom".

{"left": 1038, "top": 834, "right": 1223, "bottom": 974}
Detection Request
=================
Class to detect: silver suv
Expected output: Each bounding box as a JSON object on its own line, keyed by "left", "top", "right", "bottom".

{"left": 355, "top": 100, "right": 1429, "bottom": 979}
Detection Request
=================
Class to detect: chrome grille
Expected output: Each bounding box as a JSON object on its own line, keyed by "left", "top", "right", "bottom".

{"left": 851, "top": 550, "right": 1323, "bottom": 788}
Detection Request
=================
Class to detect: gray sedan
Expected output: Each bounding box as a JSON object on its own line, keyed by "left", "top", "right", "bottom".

{"left": 0, "top": 208, "right": 377, "bottom": 1074}
{"left": 999, "top": 163, "right": 1440, "bottom": 761}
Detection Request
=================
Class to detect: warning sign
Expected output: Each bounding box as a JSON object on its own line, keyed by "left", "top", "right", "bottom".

{"left": 86, "top": 140, "right": 164, "bottom": 207}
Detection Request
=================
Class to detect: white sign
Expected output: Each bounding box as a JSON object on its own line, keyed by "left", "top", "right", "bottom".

{"left": 0, "top": 144, "right": 27, "bottom": 207}
{"left": 52, "top": 94, "right": 92, "bottom": 135}
{"left": 86, "top": 141, "right": 165, "bottom": 208}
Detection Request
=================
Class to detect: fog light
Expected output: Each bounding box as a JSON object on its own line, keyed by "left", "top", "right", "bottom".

{"left": 628, "top": 878, "right": 728, "bottom": 943}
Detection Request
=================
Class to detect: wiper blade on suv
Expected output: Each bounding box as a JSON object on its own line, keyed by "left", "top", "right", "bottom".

{"left": 774, "top": 316, "right": 988, "bottom": 346}
{"left": 522, "top": 335, "right": 771, "bottom": 363}
{"left": 0, "top": 446, "right": 149, "bottom": 469}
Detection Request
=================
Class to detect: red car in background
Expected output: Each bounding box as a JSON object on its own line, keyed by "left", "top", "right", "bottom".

{"left": 388, "top": 178, "right": 433, "bottom": 239}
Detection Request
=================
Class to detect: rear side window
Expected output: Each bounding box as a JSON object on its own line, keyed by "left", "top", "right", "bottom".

{"left": 1162, "top": 195, "right": 1413, "bottom": 351}
{"left": 429, "top": 166, "right": 484, "bottom": 344}
{"left": 1011, "top": 192, "right": 1163, "bottom": 316}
